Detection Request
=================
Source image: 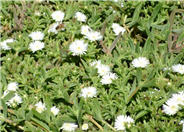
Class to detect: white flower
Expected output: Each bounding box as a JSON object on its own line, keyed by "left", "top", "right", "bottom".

{"left": 69, "top": 40, "right": 88, "bottom": 56}
{"left": 29, "top": 31, "right": 44, "bottom": 41}
{"left": 163, "top": 99, "right": 180, "bottom": 115}
{"left": 4, "top": 39, "right": 14, "bottom": 43}
{"left": 75, "top": 12, "right": 87, "bottom": 22}
{"left": 60, "top": 123, "right": 78, "bottom": 132}
{"left": 100, "top": 72, "right": 118, "bottom": 85}
{"left": 82, "top": 123, "right": 89, "bottom": 130}
{"left": 85, "top": 31, "right": 103, "bottom": 41}
{"left": 7, "top": 82, "right": 18, "bottom": 91}
{"left": 180, "top": 120, "right": 184, "bottom": 132}
{"left": 35, "top": 0, "right": 45, "bottom": 3}
{"left": 50, "top": 106, "right": 59, "bottom": 116}
{"left": 163, "top": 67, "right": 171, "bottom": 71}
{"left": 35, "top": 101, "right": 46, "bottom": 113}
{"left": 81, "top": 25, "right": 92, "bottom": 36}
{"left": 132, "top": 57, "right": 150, "bottom": 68}
{"left": 48, "top": 22, "right": 59, "bottom": 34}
{"left": 0, "top": 39, "right": 14, "bottom": 50}
{"left": 51, "top": 11, "right": 65, "bottom": 22}
{"left": 171, "top": 92, "right": 184, "bottom": 106}
{"left": 90, "top": 60, "right": 102, "bottom": 68}
{"left": 35, "top": 11, "right": 41, "bottom": 16}
{"left": 97, "top": 64, "right": 111, "bottom": 76}
{"left": 2, "top": 90, "right": 9, "bottom": 98}
{"left": 29, "top": 41, "right": 45, "bottom": 53}
{"left": 80, "top": 87, "right": 97, "bottom": 98}
{"left": 172, "top": 64, "right": 184, "bottom": 74}
{"left": 180, "top": 120, "right": 184, "bottom": 125}
{"left": 112, "top": 23, "right": 125, "bottom": 36}
{"left": 114, "top": 115, "right": 134, "bottom": 131}
{"left": 0, "top": 41, "right": 11, "bottom": 50}
{"left": 121, "top": 3, "right": 124, "bottom": 7}
{"left": 6, "top": 93, "right": 22, "bottom": 107}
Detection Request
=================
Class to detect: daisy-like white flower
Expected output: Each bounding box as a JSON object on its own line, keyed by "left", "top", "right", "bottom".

{"left": 81, "top": 25, "right": 92, "bottom": 36}
{"left": 35, "top": 101, "right": 46, "bottom": 113}
{"left": 7, "top": 82, "right": 18, "bottom": 91}
{"left": 82, "top": 123, "right": 89, "bottom": 130}
{"left": 51, "top": 11, "right": 65, "bottom": 22}
{"left": 172, "top": 64, "right": 184, "bottom": 74}
{"left": 97, "top": 64, "right": 111, "bottom": 76}
{"left": 100, "top": 72, "right": 118, "bottom": 85}
{"left": 60, "top": 123, "right": 78, "bottom": 132}
{"left": 50, "top": 106, "right": 59, "bottom": 116}
{"left": 69, "top": 40, "right": 88, "bottom": 56}
{"left": 48, "top": 22, "right": 59, "bottom": 34}
{"left": 163, "top": 99, "right": 180, "bottom": 115}
{"left": 75, "top": 12, "right": 87, "bottom": 22}
{"left": 80, "top": 87, "right": 97, "bottom": 98}
{"left": 6, "top": 93, "right": 22, "bottom": 107}
{"left": 85, "top": 31, "right": 103, "bottom": 41}
{"left": 29, "top": 41, "right": 45, "bottom": 53}
{"left": 171, "top": 92, "right": 184, "bottom": 106}
{"left": 132, "top": 57, "right": 150, "bottom": 68}
{"left": 0, "top": 39, "right": 14, "bottom": 50}
{"left": 90, "top": 60, "right": 102, "bottom": 68}
{"left": 114, "top": 115, "right": 134, "bottom": 131}
{"left": 29, "top": 31, "right": 44, "bottom": 41}
{"left": 112, "top": 23, "right": 126, "bottom": 36}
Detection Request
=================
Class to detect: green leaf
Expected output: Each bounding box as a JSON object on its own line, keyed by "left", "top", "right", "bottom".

{"left": 92, "top": 99, "right": 103, "bottom": 121}
{"left": 31, "top": 117, "right": 50, "bottom": 131}
{"left": 128, "top": 3, "right": 142, "bottom": 27}
{"left": 135, "top": 110, "right": 149, "bottom": 120}
{"left": 2, "top": 91, "right": 15, "bottom": 102}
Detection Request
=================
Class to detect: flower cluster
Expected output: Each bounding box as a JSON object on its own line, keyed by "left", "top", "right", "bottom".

{"left": 114, "top": 115, "right": 134, "bottom": 131}
{"left": 34, "top": 101, "right": 59, "bottom": 116}
{"left": 2, "top": 82, "right": 22, "bottom": 107}
{"left": 0, "top": 38, "right": 15, "bottom": 50}
{"left": 90, "top": 60, "right": 118, "bottom": 85}
{"left": 163, "top": 91, "right": 184, "bottom": 115}
{"left": 81, "top": 25, "right": 103, "bottom": 41}
{"left": 29, "top": 31, "right": 45, "bottom": 52}
{"left": 48, "top": 10, "right": 65, "bottom": 34}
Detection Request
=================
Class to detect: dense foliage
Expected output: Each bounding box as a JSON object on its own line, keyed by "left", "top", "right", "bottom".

{"left": 0, "top": 0, "right": 184, "bottom": 131}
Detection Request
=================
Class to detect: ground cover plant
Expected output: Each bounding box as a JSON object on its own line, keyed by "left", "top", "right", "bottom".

{"left": 0, "top": 0, "right": 184, "bottom": 131}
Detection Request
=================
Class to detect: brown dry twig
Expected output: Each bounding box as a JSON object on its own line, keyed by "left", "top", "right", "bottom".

{"left": 100, "top": 21, "right": 109, "bottom": 54}
{"left": 86, "top": 114, "right": 104, "bottom": 131}
{"left": 109, "top": 32, "right": 122, "bottom": 54}
{"left": 168, "top": 9, "right": 184, "bottom": 53}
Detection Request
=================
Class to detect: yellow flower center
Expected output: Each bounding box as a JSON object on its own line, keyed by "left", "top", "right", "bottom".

{"left": 171, "top": 105, "right": 176, "bottom": 110}
{"left": 77, "top": 46, "right": 81, "bottom": 51}
{"left": 87, "top": 91, "right": 92, "bottom": 96}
